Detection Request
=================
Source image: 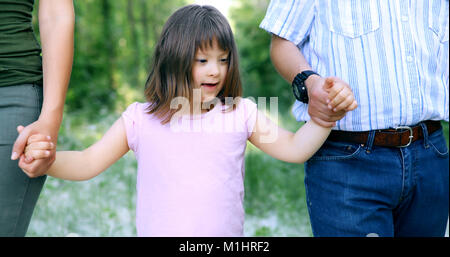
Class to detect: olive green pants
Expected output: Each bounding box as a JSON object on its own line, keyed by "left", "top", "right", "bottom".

{"left": 0, "top": 84, "right": 46, "bottom": 236}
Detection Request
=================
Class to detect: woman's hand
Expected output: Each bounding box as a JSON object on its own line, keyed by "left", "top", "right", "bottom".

{"left": 12, "top": 120, "right": 58, "bottom": 178}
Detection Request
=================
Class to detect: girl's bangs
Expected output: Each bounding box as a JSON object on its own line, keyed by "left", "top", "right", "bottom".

{"left": 196, "top": 18, "right": 233, "bottom": 52}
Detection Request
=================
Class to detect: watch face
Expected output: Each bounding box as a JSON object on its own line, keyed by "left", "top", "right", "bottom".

{"left": 292, "top": 83, "right": 308, "bottom": 103}
{"left": 292, "top": 83, "right": 302, "bottom": 100}
{"left": 292, "top": 71, "right": 317, "bottom": 103}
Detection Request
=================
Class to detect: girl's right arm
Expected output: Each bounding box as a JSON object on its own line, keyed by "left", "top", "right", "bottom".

{"left": 22, "top": 117, "right": 130, "bottom": 181}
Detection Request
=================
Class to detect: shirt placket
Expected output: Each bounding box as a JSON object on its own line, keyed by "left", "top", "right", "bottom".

{"left": 399, "top": 0, "right": 421, "bottom": 125}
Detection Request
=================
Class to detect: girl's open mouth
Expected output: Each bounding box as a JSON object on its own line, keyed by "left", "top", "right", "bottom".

{"left": 201, "top": 83, "right": 218, "bottom": 87}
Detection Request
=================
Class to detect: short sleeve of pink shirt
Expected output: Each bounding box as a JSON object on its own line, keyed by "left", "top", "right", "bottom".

{"left": 121, "top": 98, "right": 258, "bottom": 237}
{"left": 121, "top": 102, "right": 141, "bottom": 153}
{"left": 243, "top": 98, "right": 258, "bottom": 138}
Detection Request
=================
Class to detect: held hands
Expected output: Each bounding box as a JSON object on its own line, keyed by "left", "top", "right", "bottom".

{"left": 323, "top": 77, "right": 357, "bottom": 113}
{"left": 307, "top": 76, "right": 357, "bottom": 127}
{"left": 14, "top": 125, "right": 56, "bottom": 178}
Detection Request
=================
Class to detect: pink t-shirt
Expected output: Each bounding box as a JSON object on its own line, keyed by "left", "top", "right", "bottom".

{"left": 121, "top": 98, "right": 257, "bottom": 236}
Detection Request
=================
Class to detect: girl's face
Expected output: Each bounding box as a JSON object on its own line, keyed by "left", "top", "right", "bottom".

{"left": 192, "top": 40, "right": 229, "bottom": 104}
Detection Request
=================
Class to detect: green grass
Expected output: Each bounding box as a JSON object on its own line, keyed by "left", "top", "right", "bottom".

{"left": 26, "top": 112, "right": 449, "bottom": 236}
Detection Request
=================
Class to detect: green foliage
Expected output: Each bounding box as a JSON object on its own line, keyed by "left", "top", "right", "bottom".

{"left": 34, "top": 0, "right": 186, "bottom": 120}
{"left": 232, "top": 0, "right": 295, "bottom": 113}
{"left": 69, "top": 0, "right": 188, "bottom": 119}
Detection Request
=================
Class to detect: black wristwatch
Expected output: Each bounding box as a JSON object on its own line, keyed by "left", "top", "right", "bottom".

{"left": 292, "top": 70, "right": 319, "bottom": 104}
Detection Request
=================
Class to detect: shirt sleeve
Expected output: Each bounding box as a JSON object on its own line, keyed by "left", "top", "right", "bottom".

{"left": 259, "top": 0, "right": 315, "bottom": 45}
{"left": 243, "top": 98, "right": 258, "bottom": 139}
{"left": 121, "top": 102, "right": 140, "bottom": 153}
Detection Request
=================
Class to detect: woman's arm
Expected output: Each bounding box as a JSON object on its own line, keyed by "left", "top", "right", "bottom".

{"left": 12, "top": 0, "right": 75, "bottom": 177}
{"left": 21, "top": 117, "right": 130, "bottom": 181}
{"left": 38, "top": 0, "right": 74, "bottom": 127}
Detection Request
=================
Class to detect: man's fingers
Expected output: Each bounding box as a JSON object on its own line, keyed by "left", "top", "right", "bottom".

{"left": 310, "top": 102, "right": 345, "bottom": 121}
{"left": 311, "top": 116, "right": 336, "bottom": 128}
{"left": 310, "top": 106, "right": 345, "bottom": 120}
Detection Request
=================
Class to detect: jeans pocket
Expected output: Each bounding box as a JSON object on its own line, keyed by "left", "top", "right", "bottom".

{"left": 309, "top": 140, "right": 363, "bottom": 161}
{"left": 428, "top": 0, "right": 449, "bottom": 43}
{"left": 317, "top": 0, "right": 380, "bottom": 38}
{"left": 0, "top": 84, "right": 42, "bottom": 144}
{"left": 428, "top": 129, "right": 449, "bottom": 158}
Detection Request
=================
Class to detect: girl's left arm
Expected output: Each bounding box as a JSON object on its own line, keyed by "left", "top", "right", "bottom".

{"left": 249, "top": 76, "right": 357, "bottom": 163}
{"left": 249, "top": 112, "right": 331, "bottom": 164}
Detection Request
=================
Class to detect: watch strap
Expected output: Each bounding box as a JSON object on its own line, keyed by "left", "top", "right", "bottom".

{"left": 292, "top": 70, "right": 319, "bottom": 104}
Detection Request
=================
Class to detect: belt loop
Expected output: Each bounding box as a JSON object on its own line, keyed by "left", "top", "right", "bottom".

{"left": 365, "top": 130, "right": 376, "bottom": 152}
{"left": 420, "top": 121, "right": 429, "bottom": 148}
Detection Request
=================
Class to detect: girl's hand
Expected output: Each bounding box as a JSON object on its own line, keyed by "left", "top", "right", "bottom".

{"left": 13, "top": 120, "right": 59, "bottom": 178}
{"left": 323, "top": 77, "right": 358, "bottom": 113}
{"left": 20, "top": 129, "right": 54, "bottom": 163}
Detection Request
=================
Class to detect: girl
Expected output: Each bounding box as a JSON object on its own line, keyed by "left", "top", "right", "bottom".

{"left": 19, "top": 5, "right": 357, "bottom": 236}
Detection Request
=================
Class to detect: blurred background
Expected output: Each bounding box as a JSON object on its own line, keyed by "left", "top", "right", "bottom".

{"left": 27, "top": 0, "right": 449, "bottom": 236}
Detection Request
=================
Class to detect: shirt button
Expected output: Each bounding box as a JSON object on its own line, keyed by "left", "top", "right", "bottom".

{"left": 401, "top": 16, "right": 409, "bottom": 22}
{"left": 406, "top": 56, "right": 414, "bottom": 62}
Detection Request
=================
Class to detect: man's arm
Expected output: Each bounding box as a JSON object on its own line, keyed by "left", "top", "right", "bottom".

{"left": 11, "top": 0, "right": 74, "bottom": 177}
{"left": 270, "top": 34, "right": 347, "bottom": 127}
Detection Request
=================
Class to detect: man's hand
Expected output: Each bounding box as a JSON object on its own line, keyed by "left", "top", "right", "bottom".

{"left": 269, "top": 35, "right": 356, "bottom": 127}
{"left": 12, "top": 120, "right": 58, "bottom": 178}
{"left": 306, "top": 75, "right": 355, "bottom": 127}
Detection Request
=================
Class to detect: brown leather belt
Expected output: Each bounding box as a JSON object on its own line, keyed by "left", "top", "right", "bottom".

{"left": 328, "top": 120, "right": 442, "bottom": 147}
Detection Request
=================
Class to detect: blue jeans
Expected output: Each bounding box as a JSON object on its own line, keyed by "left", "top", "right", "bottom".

{"left": 304, "top": 122, "right": 449, "bottom": 237}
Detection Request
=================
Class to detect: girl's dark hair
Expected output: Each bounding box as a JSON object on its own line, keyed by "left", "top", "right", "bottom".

{"left": 144, "top": 4, "right": 242, "bottom": 124}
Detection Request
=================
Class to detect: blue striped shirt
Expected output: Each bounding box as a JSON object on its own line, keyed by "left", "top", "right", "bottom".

{"left": 260, "top": 0, "right": 449, "bottom": 131}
